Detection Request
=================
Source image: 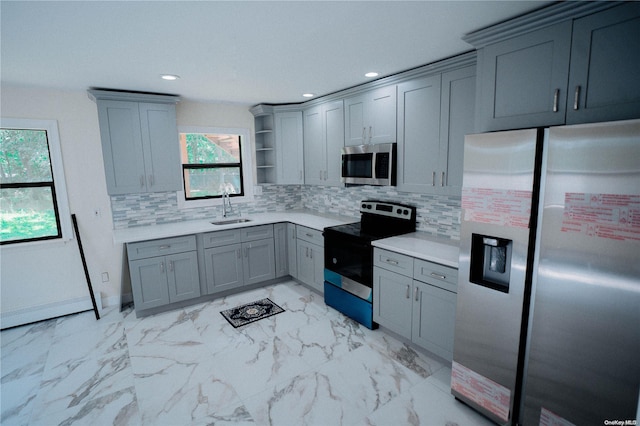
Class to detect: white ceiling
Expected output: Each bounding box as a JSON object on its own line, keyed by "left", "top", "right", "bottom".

{"left": 1, "top": 1, "right": 552, "bottom": 106}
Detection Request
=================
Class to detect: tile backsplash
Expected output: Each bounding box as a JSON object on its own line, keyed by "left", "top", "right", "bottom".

{"left": 111, "top": 184, "right": 461, "bottom": 239}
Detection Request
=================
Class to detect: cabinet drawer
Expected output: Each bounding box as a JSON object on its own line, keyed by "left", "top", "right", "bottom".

{"left": 202, "top": 229, "right": 242, "bottom": 248}
{"left": 240, "top": 224, "right": 274, "bottom": 242}
{"left": 413, "top": 259, "right": 458, "bottom": 292}
{"left": 296, "top": 225, "right": 323, "bottom": 246}
{"left": 128, "top": 235, "right": 196, "bottom": 260}
{"left": 374, "top": 248, "right": 414, "bottom": 277}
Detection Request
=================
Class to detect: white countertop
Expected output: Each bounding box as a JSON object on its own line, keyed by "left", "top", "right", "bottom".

{"left": 372, "top": 232, "right": 460, "bottom": 268}
{"left": 113, "top": 210, "right": 357, "bottom": 244}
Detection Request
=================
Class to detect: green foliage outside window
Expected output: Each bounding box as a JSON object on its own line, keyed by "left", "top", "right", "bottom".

{"left": 0, "top": 129, "right": 61, "bottom": 244}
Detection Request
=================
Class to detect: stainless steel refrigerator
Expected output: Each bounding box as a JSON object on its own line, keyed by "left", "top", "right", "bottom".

{"left": 451, "top": 119, "right": 640, "bottom": 425}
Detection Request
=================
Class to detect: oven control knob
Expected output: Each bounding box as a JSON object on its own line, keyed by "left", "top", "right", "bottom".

{"left": 332, "top": 258, "right": 337, "bottom": 264}
{"left": 362, "top": 203, "right": 366, "bottom": 209}
{"left": 404, "top": 209, "right": 409, "bottom": 215}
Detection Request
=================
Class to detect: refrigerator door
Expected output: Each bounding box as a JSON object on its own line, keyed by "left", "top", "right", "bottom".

{"left": 452, "top": 129, "right": 543, "bottom": 425}
{"left": 523, "top": 119, "right": 640, "bottom": 425}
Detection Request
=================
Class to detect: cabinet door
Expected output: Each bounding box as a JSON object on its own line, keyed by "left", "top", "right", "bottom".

{"left": 369, "top": 85, "right": 397, "bottom": 145}
{"left": 96, "top": 100, "right": 147, "bottom": 195}
{"left": 566, "top": 3, "right": 640, "bottom": 124}
{"left": 130, "top": 257, "right": 170, "bottom": 310}
{"left": 243, "top": 239, "right": 276, "bottom": 285}
{"left": 344, "top": 93, "right": 367, "bottom": 146}
{"left": 323, "top": 100, "right": 345, "bottom": 186}
{"left": 273, "top": 223, "right": 288, "bottom": 278}
{"left": 310, "top": 243, "right": 325, "bottom": 294}
{"left": 138, "top": 102, "right": 182, "bottom": 193}
{"left": 303, "top": 106, "right": 325, "bottom": 185}
{"left": 296, "top": 240, "right": 316, "bottom": 289}
{"left": 477, "top": 21, "right": 572, "bottom": 132}
{"left": 412, "top": 280, "right": 457, "bottom": 362}
{"left": 440, "top": 66, "right": 476, "bottom": 194}
{"left": 275, "top": 111, "right": 304, "bottom": 184}
{"left": 397, "top": 75, "right": 442, "bottom": 193}
{"left": 287, "top": 223, "right": 298, "bottom": 279}
{"left": 204, "top": 244, "right": 243, "bottom": 293}
{"left": 166, "top": 251, "right": 201, "bottom": 303}
{"left": 372, "top": 266, "right": 412, "bottom": 339}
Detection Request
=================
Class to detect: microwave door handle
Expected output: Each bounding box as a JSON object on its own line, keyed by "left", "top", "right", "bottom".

{"left": 371, "top": 152, "right": 377, "bottom": 179}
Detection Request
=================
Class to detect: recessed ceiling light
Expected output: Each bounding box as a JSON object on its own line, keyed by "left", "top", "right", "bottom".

{"left": 161, "top": 74, "right": 180, "bottom": 81}
{"left": 302, "top": 93, "right": 315, "bottom": 98}
{"left": 365, "top": 72, "right": 379, "bottom": 78}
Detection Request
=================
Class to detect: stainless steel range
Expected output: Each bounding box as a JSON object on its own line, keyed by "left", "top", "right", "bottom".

{"left": 323, "top": 200, "right": 417, "bottom": 329}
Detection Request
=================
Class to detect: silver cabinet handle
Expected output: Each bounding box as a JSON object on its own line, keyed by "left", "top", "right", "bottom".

{"left": 169, "top": 261, "right": 174, "bottom": 272}
{"left": 244, "top": 247, "right": 248, "bottom": 257}
{"left": 432, "top": 172, "right": 436, "bottom": 186}
{"left": 305, "top": 233, "right": 313, "bottom": 238}
{"left": 319, "top": 170, "right": 322, "bottom": 180}
{"left": 149, "top": 175, "right": 154, "bottom": 186}
{"left": 159, "top": 245, "right": 170, "bottom": 250}
{"left": 385, "top": 258, "right": 399, "bottom": 265}
{"left": 573, "top": 85, "right": 581, "bottom": 110}
{"left": 237, "top": 249, "right": 241, "bottom": 259}
{"left": 368, "top": 126, "right": 372, "bottom": 144}
{"left": 405, "top": 285, "right": 410, "bottom": 299}
{"left": 362, "top": 127, "right": 366, "bottom": 142}
{"left": 324, "top": 170, "right": 328, "bottom": 181}
{"left": 160, "top": 261, "right": 165, "bottom": 273}
{"left": 140, "top": 175, "right": 145, "bottom": 187}
{"left": 310, "top": 248, "right": 313, "bottom": 259}
{"left": 305, "top": 247, "right": 309, "bottom": 257}
{"left": 441, "top": 171, "right": 445, "bottom": 187}
{"left": 553, "top": 88, "right": 560, "bottom": 112}
{"left": 430, "top": 272, "right": 446, "bottom": 280}
{"left": 414, "top": 287, "right": 419, "bottom": 301}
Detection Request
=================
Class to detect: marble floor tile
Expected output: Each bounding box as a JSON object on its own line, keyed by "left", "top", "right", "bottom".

{"left": 364, "top": 376, "right": 495, "bottom": 426}
{"left": 0, "top": 281, "right": 490, "bottom": 426}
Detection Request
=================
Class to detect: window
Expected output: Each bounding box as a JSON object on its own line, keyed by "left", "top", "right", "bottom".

{"left": 0, "top": 119, "right": 71, "bottom": 245}
{"left": 180, "top": 132, "right": 244, "bottom": 199}
{"left": 177, "top": 126, "right": 254, "bottom": 208}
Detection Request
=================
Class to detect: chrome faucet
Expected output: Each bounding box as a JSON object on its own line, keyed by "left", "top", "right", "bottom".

{"left": 222, "top": 191, "right": 233, "bottom": 218}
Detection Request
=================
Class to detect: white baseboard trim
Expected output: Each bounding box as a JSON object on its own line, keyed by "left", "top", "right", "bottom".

{"left": 0, "top": 294, "right": 102, "bottom": 330}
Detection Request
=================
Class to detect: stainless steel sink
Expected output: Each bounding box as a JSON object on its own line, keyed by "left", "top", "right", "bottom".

{"left": 210, "top": 218, "right": 252, "bottom": 226}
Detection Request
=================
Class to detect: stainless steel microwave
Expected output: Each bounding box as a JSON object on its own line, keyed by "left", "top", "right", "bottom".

{"left": 341, "top": 143, "right": 396, "bottom": 186}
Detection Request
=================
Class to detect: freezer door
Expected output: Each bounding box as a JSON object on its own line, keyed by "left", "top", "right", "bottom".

{"left": 452, "top": 129, "right": 542, "bottom": 425}
{"left": 523, "top": 119, "right": 640, "bottom": 425}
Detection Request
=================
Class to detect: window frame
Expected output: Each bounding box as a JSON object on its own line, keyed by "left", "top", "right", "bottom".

{"left": 0, "top": 118, "right": 73, "bottom": 246}
{"left": 177, "top": 126, "right": 254, "bottom": 209}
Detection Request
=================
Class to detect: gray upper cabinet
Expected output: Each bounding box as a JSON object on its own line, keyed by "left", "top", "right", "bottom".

{"left": 439, "top": 65, "right": 476, "bottom": 193}
{"left": 89, "top": 90, "right": 182, "bottom": 195}
{"left": 344, "top": 86, "right": 397, "bottom": 146}
{"left": 566, "top": 3, "right": 640, "bottom": 124}
{"left": 396, "top": 57, "right": 476, "bottom": 195}
{"left": 303, "top": 100, "right": 344, "bottom": 186}
{"left": 475, "top": 21, "right": 572, "bottom": 132}
{"left": 397, "top": 75, "right": 442, "bottom": 193}
{"left": 274, "top": 111, "right": 304, "bottom": 184}
{"left": 469, "top": 2, "right": 640, "bottom": 132}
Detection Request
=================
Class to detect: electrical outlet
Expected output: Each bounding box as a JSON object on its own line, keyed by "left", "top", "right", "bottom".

{"left": 101, "top": 272, "right": 109, "bottom": 283}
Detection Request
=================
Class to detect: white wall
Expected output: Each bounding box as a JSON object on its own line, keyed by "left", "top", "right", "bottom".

{"left": 0, "top": 86, "right": 253, "bottom": 327}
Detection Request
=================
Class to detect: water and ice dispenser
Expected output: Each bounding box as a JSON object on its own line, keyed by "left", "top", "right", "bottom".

{"left": 470, "top": 234, "right": 512, "bottom": 293}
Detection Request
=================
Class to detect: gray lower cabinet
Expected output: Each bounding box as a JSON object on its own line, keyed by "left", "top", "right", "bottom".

{"left": 274, "top": 223, "right": 288, "bottom": 278}
{"left": 128, "top": 235, "right": 200, "bottom": 312}
{"left": 287, "top": 223, "right": 298, "bottom": 279}
{"left": 295, "top": 225, "right": 324, "bottom": 293}
{"left": 373, "top": 248, "right": 458, "bottom": 361}
{"left": 203, "top": 225, "right": 276, "bottom": 294}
